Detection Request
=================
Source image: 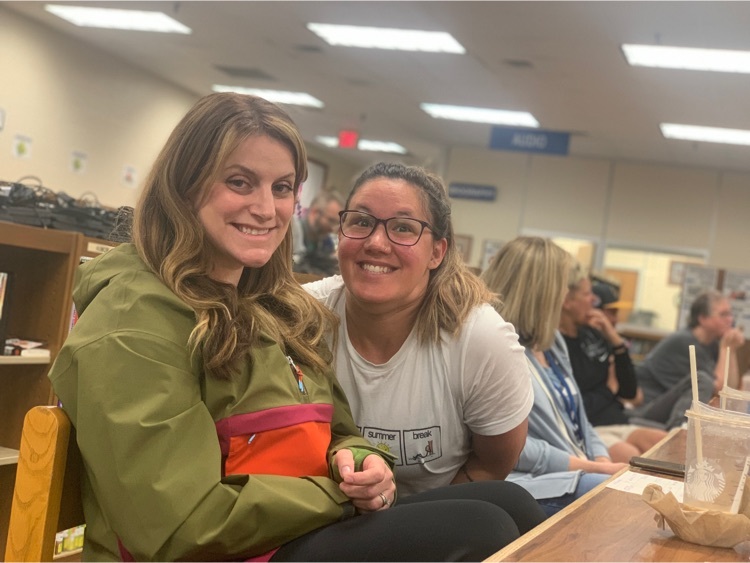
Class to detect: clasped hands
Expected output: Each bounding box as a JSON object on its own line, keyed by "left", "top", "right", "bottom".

{"left": 334, "top": 449, "right": 396, "bottom": 513}
{"left": 721, "top": 327, "right": 745, "bottom": 350}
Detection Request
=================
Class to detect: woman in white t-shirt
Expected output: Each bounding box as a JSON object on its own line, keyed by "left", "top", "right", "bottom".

{"left": 305, "top": 162, "right": 545, "bottom": 538}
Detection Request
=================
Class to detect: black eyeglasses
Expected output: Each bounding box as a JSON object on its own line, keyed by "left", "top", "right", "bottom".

{"left": 339, "top": 210, "right": 433, "bottom": 247}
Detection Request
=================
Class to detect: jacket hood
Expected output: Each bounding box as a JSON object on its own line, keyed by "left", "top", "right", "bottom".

{"left": 74, "top": 244, "right": 152, "bottom": 316}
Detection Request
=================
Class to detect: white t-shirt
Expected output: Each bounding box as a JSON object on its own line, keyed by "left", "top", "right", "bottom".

{"left": 305, "top": 276, "right": 534, "bottom": 496}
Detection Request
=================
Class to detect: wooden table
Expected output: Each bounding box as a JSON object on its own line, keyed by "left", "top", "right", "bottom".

{"left": 485, "top": 428, "right": 749, "bottom": 562}
{"left": 643, "top": 427, "right": 686, "bottom": 465}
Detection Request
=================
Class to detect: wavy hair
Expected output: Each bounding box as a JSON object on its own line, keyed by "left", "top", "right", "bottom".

{"left": 482, "top": 236, "right": 572, "bottom": 350}
{"left": 133, "top": 92, "right": 337, "bottom": 379}
{"left": 346, "top": 162, "right": 496, "bottom": 343}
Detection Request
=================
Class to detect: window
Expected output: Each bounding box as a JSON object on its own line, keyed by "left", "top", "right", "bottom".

{"left": 603, "top": 247, "right": 706, "bottom": 331}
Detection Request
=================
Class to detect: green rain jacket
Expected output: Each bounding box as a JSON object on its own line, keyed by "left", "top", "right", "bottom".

{"left": 49, "top": 244, "right": 391, "bottom": 561}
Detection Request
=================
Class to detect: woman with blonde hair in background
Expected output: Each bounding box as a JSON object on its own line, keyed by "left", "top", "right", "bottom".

{"left": 482, "top": 236, "right": 627, "bottom": 516}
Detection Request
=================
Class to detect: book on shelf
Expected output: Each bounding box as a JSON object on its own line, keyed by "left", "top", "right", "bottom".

{"left": 4, "top": 338, "right": 50, "bottom": 357}
{"left": 55, "top": 524, "right": 85, "bottom": 556}
{"left": 0, "top": 271, "right": 11, "bottom": 345}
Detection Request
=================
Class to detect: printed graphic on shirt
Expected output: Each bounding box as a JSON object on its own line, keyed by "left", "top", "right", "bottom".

{"left": 362, "top": 427, "right": 404, "bottom": 466}
{"left": 404, "top": 426, "right": 442, "bottom": 466}
{"left": 580, "top": 330, "right": 610, "bottom": 363}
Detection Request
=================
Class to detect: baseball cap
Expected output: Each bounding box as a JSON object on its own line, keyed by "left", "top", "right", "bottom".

{"left": 592, "top": 282, "right": 632, "bottom": 310}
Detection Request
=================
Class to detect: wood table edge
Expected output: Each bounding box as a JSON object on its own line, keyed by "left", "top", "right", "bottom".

{"left": 483, "top": 466, "right": 631, "bottom": 562}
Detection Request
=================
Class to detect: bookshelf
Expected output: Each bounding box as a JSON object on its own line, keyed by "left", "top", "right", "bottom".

{"left": 0, "top": 221, "right": 115, "bottom": 560}
{"left": 0, "top": 447, "right": 18, "bottom": 466}
{"left": 0, "top": 355, "right": 51, "bottom": 365}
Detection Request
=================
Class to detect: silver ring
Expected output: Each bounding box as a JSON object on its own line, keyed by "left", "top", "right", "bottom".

{"left": 379, "top": 492, "right": 388, "bottom": 507}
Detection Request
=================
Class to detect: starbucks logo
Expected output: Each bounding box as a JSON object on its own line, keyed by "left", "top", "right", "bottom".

{"left": 686, "top": 459, "right": 726, "bottom": 503}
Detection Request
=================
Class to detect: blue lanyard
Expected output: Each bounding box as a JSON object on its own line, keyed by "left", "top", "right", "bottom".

{"left": 544, "top": 350, "right": 584, "bottom": 444}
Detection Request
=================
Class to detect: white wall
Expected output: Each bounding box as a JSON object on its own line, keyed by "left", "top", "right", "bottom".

{"left": 444, "top": 147, "right": 750, "bottom": 272}
{"left": 3, "top": 3, "right": 750, "bottom": 277}
{"left": 306, "top": 144, "right": 362, "bottom": 199}
{"left": 0, "top": 7, "right": 363, "bottom": 210}
{"left": 0, "top": 6, "right": 198, "bottom": 208}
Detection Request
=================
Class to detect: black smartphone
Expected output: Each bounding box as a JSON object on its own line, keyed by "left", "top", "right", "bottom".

{"left": 629, "top": 456, "right": 685, "bottom": 478}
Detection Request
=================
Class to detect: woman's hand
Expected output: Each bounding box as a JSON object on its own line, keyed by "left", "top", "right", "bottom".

{"left": 334, "top": 450, "right": 396, "bottom": 513}
{"left": 590, "top": 455, "right": 628, "bottom": 474}
{"left": 586, "top": 309, "right": 624, "bottom": 347}
{"left": 569, "top": 455, "right": 627, "bottom": 475}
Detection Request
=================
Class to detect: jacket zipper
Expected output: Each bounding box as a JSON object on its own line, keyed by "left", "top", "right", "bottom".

{"left": 287, "top": 355, "right": 307, "bottom": 396}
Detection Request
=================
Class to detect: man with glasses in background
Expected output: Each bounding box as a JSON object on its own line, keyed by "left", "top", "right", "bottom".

{"left": 633, "top": 290, "right": 745, "bottom": 428}
{"left": 292, "top": 191, "right": 344, "bottom": 276}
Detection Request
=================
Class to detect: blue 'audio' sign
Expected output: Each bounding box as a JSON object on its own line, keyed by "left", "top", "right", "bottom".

{"left": 489, "top": 127, "right": 570, "bottom": 156}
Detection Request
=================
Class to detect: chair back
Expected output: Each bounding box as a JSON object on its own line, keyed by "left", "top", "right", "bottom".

{"left": 293, "top": 272, "right": 324, "bottom": 284}
{"left": 5, "top": 406, "right": 84, "bottom": 562}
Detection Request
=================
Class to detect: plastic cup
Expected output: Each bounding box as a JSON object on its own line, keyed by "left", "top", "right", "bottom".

{"left": 684, "top": 402, "right": 750, "bottom": 512}
{"left": 719, "top": 386, "right": 750, "bottom": 414}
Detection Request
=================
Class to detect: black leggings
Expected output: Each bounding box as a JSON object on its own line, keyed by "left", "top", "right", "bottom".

{"left": 271, "top": 481, "right": 546, "bottom": 562}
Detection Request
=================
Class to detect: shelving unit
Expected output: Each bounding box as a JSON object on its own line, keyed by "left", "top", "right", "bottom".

{"left": 0, "top": 446, "right": 19, "bottom": 466}
{"left": 0, "top": 221, "right": 115, "bottom": 560}
{"left": 0, "top": 355, "right": 51, "bottom": 365}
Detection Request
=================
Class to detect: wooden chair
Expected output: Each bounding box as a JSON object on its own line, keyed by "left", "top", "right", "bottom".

{"left": 293, "top": 272, "right": 324, "bottom": 285}
{"left": 5, "top": 406, "right": 84, "bottom": 562}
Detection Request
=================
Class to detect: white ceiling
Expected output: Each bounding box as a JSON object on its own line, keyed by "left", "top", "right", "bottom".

{"left": 7, "top": 1, "right": 750, "bottom": 172}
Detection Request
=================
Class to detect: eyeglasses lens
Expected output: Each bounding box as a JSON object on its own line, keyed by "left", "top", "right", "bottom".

{"left": 341, "top": 211, "right": 423, "bottom": 246}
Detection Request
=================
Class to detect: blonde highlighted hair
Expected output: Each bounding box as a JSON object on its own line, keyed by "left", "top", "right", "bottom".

{"left": 481, "top": 236, "right": 572, "bottom": 350}
{"left": 133, "top": 92, "right": 337, "bottom": 379}
{"left": 346, "top": 162, "right": 496, "bottom": 342}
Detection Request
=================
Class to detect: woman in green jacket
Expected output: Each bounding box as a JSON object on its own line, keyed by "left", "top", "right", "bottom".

{"left": 49, "top": 93, "right": 521, "bottom": 561}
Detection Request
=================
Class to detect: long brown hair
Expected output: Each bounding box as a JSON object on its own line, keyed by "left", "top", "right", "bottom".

{"left": 134, "top": 92, "right": 337, "bottom": 378}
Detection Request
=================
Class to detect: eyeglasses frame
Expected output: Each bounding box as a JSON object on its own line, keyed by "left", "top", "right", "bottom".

{"left": 338, "top": 209, "right": 434, "bottom": 247}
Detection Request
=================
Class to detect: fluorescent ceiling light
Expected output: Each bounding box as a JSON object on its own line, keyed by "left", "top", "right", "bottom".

{"left": 623, "top": 44, "right": 750, "bottom": 74}
{"left": 420, "top": 103, "right": 539, "bottom": 127}
{"left": 212, "top": 85, "right": 324, "bottom": 108}
{"left": 307, "top": 23, "right": 465, "bottom": 54}
{"left": 45, "top": 4, "right": 191, "bottom": 33}
{"left": 315, "top": 136, "right": 407, "bottom": 154}
{"left": 661, "top": 123, "right": 750, "bottom": 146}
{"left": 358, "top": 140, "right": 408, "bottom": 154}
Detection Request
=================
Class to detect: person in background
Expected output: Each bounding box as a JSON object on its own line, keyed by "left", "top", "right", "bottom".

{"left": 559, "top": 270, "right": 667, "bottom": 463}
{"left": 47, "top": 93, "right": 526, "bottom": 562}
{"left": 292, "top": 191, "right": 344, "bottom": 276}
{"left": 633, "top": 289, "right": 746, "bottom": 429}
{"left": 590, "top": 278, "right": 631, "bottom": 328}
{"left": 482, "top": 237, "right": 627, "bottom": 517}
{"left": 305, "top": 162, "right": 546, "bottom": 539}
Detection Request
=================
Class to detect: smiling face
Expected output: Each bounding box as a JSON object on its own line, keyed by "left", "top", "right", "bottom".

{"left": 196, "top": 134, "right": 296, "bottom": 285}
{"left": 338, "top": 178, "right": 447, "bottom": 313}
